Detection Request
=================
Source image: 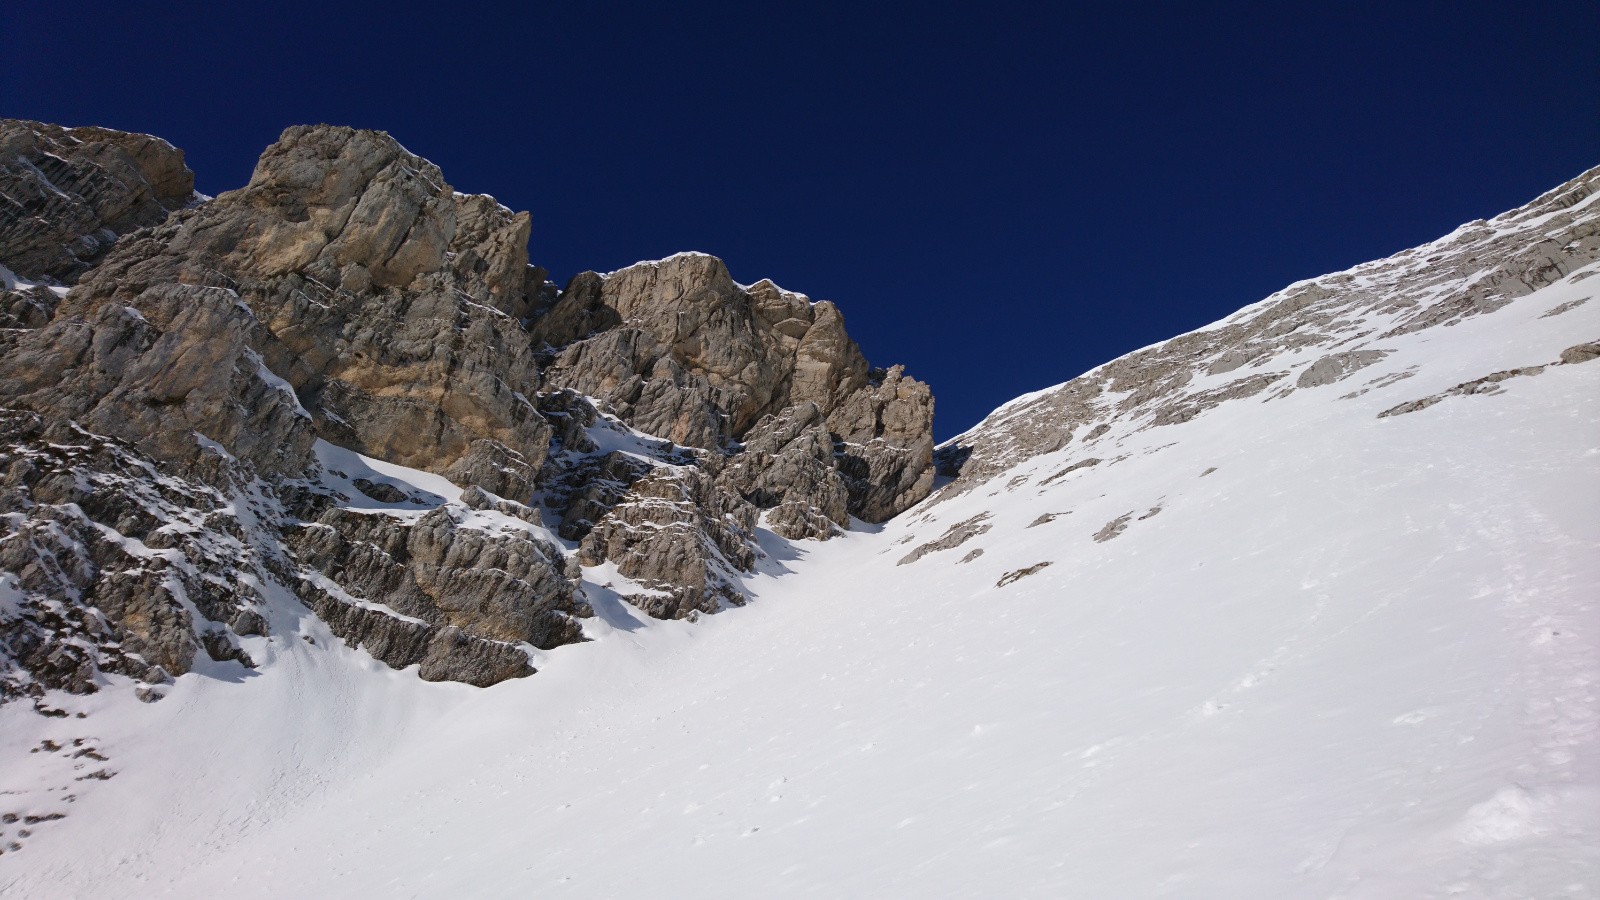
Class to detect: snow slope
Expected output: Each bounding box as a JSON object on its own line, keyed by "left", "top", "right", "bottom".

{"left": 2, "top": 223, "right": 1598, "bottom": 898}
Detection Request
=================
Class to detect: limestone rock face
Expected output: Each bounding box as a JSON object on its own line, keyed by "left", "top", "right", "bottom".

{"left": 0, "top": 411, "right": 263, "bottom": 702}
{"left": 290, "top": 498, "right": 583, "bottom": 651}
{"left": 536, "top": 253, "right": 935, "bottom": 522}
{"left": 300, "top": 590, "right": 537, "bottom": 687}
{"left": 52, "top": 124, "right": 551, "bottom": 477}
{"left": 0, "top": 124, "right": 573, "bottom": 696}
{"left": 525, "top": 252, "right": 935, "bottom": 613}
{"left": 826, "top": 364, "right": 936, "bottom": 522}
{"left": 0, "top": 278, "right": 320, "bottom": 478}
{"left": 578, "top": 466, "right": 758, "bottom": 619}
{"left": 715, "top": 402, "right": 849, "bottom": 540}
{"left": 0, "top": 121, "right": 940, "bottom": 700}
{"left": 0, "top": 119, "right": 198, "bottom": 284}
{"left": 443, "top": 440, "right": 542, "bottom": 505}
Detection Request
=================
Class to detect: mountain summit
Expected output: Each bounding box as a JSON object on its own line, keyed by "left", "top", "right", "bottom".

{"left": 0, "top": 120, "right": 1596, "bottom": 896}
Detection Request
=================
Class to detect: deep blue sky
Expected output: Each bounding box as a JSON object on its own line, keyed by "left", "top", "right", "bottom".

{"left": 6, "top": 2, "right": 1595, "bottom": 439}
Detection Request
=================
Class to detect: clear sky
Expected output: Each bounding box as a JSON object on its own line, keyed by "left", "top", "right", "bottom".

{"left": 6, "top": 1, "right": 1595, "bottom": 439}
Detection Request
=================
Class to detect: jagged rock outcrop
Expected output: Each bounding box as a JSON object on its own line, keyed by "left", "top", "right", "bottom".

{"left": 0, "top": 123, "right": 578, "bottom": 697}
{"left": 289, "top": 493, "right": 583, "bottom": 651}
{"left": 0, "top": 119, "right": 198, "bottom": 285}
{"left": 0, "top": 120, "right": 940, "bottom": 698}
{"left": 578, "top": 466, "right": 758, "bottom": 619}
{"left": 300, "top": 590, "right": 536, "bottom": 687}
{"left": 0, "top": 411, "right": 264, "bottom": 701}
{"left": 528, "top": 253, "right": 935, "bottom": 605}
{"left": 39, "top": 124, "right": 551, "bottom": 478}
{"left": 714, "top": 402, "right": 848, "bottom": 540}
{"left": 535, "top": 252, "right": 935, "bottom": 524}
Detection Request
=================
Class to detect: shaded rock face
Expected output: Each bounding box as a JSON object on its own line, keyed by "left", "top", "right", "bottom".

{"left": 714, "top": 402, "right": 848, "bottom": 540}
{"left": 301, "top": 590, "right": 537, "bottom": 687}
{"left": 0, "top": 121, "right": 938, "bottom": 697}
{"left": 0, "top": 119, "right": 198, "bottom": 285}
{"left": 0, "top": 411, "right": 262, "bottom": 702}
{"left": 579, "top": 466, "right": 758, "bottom": 619}
{"left": 289, "top": 495, "right": 583, "bottom": 651}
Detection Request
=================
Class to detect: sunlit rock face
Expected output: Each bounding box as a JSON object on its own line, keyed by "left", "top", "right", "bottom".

{"left": 0, "top": 122, "right": 937, "bottom": 697}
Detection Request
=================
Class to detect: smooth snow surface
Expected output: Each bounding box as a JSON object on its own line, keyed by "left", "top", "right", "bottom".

{"left": 2, "top": 269, "right": 1598, "bottom": 899}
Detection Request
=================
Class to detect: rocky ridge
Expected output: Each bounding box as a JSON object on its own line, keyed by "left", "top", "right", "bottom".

{"left": 0, "top": 119, "right": 936, "bottom": 701}
{"left": 934, "top": 165, "right": 1600, "bottom": 498}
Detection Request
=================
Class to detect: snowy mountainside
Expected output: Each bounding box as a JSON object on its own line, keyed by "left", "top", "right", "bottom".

{"left": 936, "top": 166, "right": 1599, "bottom": 495}
{"left": 0, "top": 149, "right": 1597, "bottom": 896}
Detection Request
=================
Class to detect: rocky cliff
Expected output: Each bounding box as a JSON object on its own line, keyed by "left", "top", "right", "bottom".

{"left": 0, "top": 119, "right": 936, "bottom": 702}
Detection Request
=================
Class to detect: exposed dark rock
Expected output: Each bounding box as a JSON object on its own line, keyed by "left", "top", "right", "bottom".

{"left": 1540, "top": 297, "right": 1589, "bottom": 318}
{"left": 1039, "top": 458, "right": 1102, "bottom": 487}
{"left": 0, "top": 411, "right": 259, "bottom": 701}
{"left": 289, "top": 503, "right": 583, "bottom": 650}
{"left": 1296, "top": 350, "right": 1390, "bottom": 389}
{"left": 717, "top": 402, "right": 848, "bottom": 540}
{"left": 1379, "top": 365, "right": 1550, "bottom": 418}
{"left": 352, "top": 478, "right": 408, "bottom": 503}
{"left": 199, "top": 630, "right": 255, "bottom": 668}
{"left": 537, "top": 253, "right": 935, "bottom": 522}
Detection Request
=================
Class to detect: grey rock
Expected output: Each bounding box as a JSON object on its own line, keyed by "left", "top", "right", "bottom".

{"left": 352, "top": 478, "right": 409, "bottom": 503}
{"left": 898, "top": 512, "right": 992, "bottom": 565}
{"left": 1039, "top": 458, "right": 1102, "bottom": 487}
{"left": 442, "top": 439, "right": 542, "bottom": 505}
{"left": 199, "top": 630, "right": 255, "bottom": 668}
{"left": 0, "top": 411, "right": 262, "bottom": 702}
{"left": 1559, "top": 341, "right": 1600, "bottom": 364}
{"left": 229, "top": 608, "right": 269, "bottom": 637}
{"left": 551, "top": 451, "right": 652, "bottom": 542}
{"left": 0, "top": 284, "right": 63, "bottom": 329}
{"left": 1093, "top": 513, "right": 1133, "bottom": 543}
{"left": 996, "top": 562, "right": 1051, "bottom": 588}
{"left": 1378, "top": 364, "right": 1549, "bottom": 418}
{"left": 1296, "top": 350, "right": 1390, "bottom": 389}
{"left": 536, "top": 253, "right": 935, "bottom": 522}
{"left": 0, "top": 119, "right": 197, "bottom": 284}
{"left": 290, "top": 502, "right": 583, "bottom": 650}
{"left": 579, "top": 467, "right": 757, "bottom": 619}
{"left": 716, "top": 402, "right": 848, "bottom": 540}
{"left": 827, "top": 365, "right": 936, "bottom": 522}
{"left": 0, "top": 120, "right": 949, "bottom": 695}
{"left": 302, "top": 585, "right": 536, "bottom": 687}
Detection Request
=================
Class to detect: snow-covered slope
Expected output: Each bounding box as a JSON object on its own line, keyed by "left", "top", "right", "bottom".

{"left": 2, "top": 174, "right": 1597, "bottom": 897}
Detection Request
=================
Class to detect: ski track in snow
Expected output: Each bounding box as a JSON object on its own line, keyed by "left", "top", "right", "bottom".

{"left": 1, "top": 253, "right": 1598, "bottom": 897}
